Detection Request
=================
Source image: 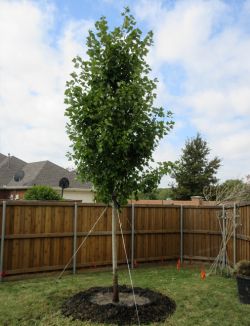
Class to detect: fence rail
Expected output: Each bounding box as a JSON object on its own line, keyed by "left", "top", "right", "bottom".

{"left": 0, "top": 200, "right": 250, "bottom": 280}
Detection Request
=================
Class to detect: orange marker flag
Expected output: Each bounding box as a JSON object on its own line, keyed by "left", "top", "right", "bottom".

{"left": 177, "top": 258, "right": 181, "bottom": 271}
{"left": 200, "top": 269, "right": 206, "bottom": 280}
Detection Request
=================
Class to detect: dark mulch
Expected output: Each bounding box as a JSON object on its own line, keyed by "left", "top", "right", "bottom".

{"left": 61, "top": 285, "right": 176, "bottom": 325}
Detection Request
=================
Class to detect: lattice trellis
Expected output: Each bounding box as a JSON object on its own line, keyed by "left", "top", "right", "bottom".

{"left": 208, "top": 204, "right": 241, "bottom": 276}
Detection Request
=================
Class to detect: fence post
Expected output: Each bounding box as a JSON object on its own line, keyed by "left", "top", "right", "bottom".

{"left": 222, "top": 205, "right": 226, "bottom": 269}
{"left": 233, "top": 203, "right": 237, "bottom": 267}
{"left": 73, "top": 202, "right": 78, "bottom": 274}
{"left": 0, "top": 201, "right": 6, "bottom": 282}
{"left": 131, "top": 203, "right": 135, "bottom": 269}
{"left": 180, "top": 205, "right": 184, "bottom": 263}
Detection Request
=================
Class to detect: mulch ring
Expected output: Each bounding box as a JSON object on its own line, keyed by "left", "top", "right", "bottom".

{"left": 61, "top": 285, "right": 176, "bottom": 325}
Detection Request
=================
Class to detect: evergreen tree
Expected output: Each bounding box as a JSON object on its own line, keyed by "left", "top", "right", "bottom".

{"left": 171, "top": 134, "right": 221, "bottom": 199}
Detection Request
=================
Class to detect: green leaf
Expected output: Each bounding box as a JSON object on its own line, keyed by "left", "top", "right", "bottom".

{"left": 64, "top": 7, "right": 174, "bottom": 205}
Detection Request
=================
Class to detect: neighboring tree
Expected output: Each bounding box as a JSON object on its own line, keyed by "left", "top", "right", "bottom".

{"left": 171, "top": 133, "right": 221, "bottom": 199}
{"left": 136, "top": 190, "right": 159, "bottom": 200}
{"left": 65, "top": 8, "right": 174, "bottom": 302}
{"left": 24, "top": 185, "right": 61, "bottom": 200}
{"left": 221, "top": 179, "right": 244, "bottom": 189}
{"left": 133, "top": 188, "right": 173, "bottom": 200}
{"left": 157, "top": 188, "right": 173, "bottom": 200}
{"left": 203, "top": 178, "right": 250, "bottom": 204}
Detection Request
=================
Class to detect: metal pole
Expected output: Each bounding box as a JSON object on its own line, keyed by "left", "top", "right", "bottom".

{"left": 131, "top": 203, "right": 135, "bottom": 269}
{"left": 222, "top": 205, "right": 226, "bottom": 269}
{"left": 0, "top": 201, "right": 6, "bottom": 282}
{"left": 112, "top": 202, "right": 118, "bottom": 273}
{"left": 112, "top": 201, "right": 119, "bottom": 302}
{"left": 180, "top": 205, "right": 184, "bottom": 263}
{"left": 73, "top": 202, "right": 78, "bottom": 274}
{"left": 233, "top": 203, "right": 237, "bottom": 267}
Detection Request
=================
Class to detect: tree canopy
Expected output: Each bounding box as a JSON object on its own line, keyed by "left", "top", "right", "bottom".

{"left": 203, "top": 178, "right": 250, "bottom": 204}
{"left": 132, "top": 188, "right": 173, "bottom": 200}
{"left": 171, "top": 133, "right": 221, "bottom": 199}
{"left": 65, "top": 8, "right": 174, "bottom": 205}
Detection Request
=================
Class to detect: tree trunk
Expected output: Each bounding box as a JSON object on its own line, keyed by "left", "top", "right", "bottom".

{"left": 112, "top": 201, "right": 119, "bottom": 302}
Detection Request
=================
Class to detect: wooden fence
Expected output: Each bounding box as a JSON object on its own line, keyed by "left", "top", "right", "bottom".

{"left": 0, "top": 201, "right": 250, "bottom": 280}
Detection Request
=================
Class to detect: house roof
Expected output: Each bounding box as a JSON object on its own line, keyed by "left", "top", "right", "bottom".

{"left": 0, "top": 153, "right": 91, "bottom": 190}
{"left": 7, "top": 160, "right": 91, "bottom": 189}
{"left": 0, "top": 155, "right": 27, "bottom": 187}
{"left": 0, "top": 153, "right": 7, "bottom": 165}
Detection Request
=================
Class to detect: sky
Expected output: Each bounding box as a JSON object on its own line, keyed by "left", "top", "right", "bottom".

{"left": 0, "top": 0, "right": 250, "bottom": 187}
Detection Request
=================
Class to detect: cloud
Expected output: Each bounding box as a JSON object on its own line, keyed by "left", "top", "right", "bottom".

{"left": 135, "top": 0, "right": 250, "bottom": 182}
{"left": 0, "top": 0, "right": 92, "bottom": 166}
{"left": 1, "top": 0, "right": 250, "bottom": 186}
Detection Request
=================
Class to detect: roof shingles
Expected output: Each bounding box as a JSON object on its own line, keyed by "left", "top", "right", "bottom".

{"left": 0, "top": 154, "right": 91, "bottom": 190}
{"left": 0, "top": 155, "right": 27, "bottom": 187}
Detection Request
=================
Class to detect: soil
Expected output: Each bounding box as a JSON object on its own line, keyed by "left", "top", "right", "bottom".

{"left": 61, "top": 285, "right": 176, "bottom": 325}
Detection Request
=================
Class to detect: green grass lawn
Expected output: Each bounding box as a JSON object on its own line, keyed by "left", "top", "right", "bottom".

{"left": 0, "top": 265, "right": 249, "bottom": 325}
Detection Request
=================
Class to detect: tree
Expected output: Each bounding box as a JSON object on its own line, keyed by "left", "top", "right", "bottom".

{"left": 171, "top": 133, "right": 221, "bottom": 199}
{"left": 24, "top": 185, "right": 61, "bottom": 200}
{"left": 157, "top": 188, "right": 173, "bottom": 200}
{"left": 203, "top": 178, "right": 250, "bottom": 204}
{"left": 65, "top": 8, "right": 174, "bottom": 302}
{"left": 132, "top": 188, "right": 173, "bottom": 200}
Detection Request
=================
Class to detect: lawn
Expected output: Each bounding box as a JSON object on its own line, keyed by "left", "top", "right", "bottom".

{"left": 0, "top": 265, "right": 249, "bottom": 325}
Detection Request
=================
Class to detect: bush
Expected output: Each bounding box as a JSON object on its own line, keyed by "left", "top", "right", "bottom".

{"left": 24, "top": 185, "right": 61, "bottom": 200}
{"left": 235, "top": 260, "right": 250, "bottom": 277}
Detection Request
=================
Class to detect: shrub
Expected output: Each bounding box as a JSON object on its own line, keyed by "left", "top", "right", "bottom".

{"left": 24, "top": 185, "right": 61, "bottom": 200}
{"left": 235, "top": 260, "right": 250, "bottom": 277}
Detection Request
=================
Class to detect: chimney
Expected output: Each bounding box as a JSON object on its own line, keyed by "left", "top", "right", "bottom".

{"left": 191, "top": 196, "right": 203, "bottom": 205}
